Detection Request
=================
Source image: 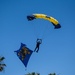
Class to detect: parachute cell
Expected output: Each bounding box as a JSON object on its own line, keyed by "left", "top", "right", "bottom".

{"left": 27, "top": 14, "right": 61, "bottom": 29}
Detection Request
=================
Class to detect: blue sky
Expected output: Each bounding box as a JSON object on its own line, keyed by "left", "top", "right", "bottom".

{"left": 0, "top": 0, "right": 75, "bottom": 75}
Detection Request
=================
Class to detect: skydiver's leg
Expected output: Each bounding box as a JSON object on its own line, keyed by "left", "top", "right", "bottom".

{"left": 36, "top": 47, "right": 39, "bottom": 53}
{"left": 34, "top": 47, "right": 37, "bottom": 52}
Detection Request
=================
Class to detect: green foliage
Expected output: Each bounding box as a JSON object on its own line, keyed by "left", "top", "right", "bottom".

{"left": 49, "top": 73, "right": 56, "bottom": 75}
{"left": 25, "top": 72, "right": 40, "bottom": 75}
{"left": 0, "top": 56, "right": 6, "bottom": 72}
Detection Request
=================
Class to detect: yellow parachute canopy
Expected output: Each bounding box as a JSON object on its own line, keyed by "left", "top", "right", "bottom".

{"left": 27, "top": 14, "right": 61, "bottom": 29}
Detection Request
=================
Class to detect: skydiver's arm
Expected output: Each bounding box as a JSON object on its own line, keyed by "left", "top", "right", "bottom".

{"left": 36, "top": 38, "right": 39, "bottom": 42}
{"left": 40, "top": 39, "right": 42, "bottom": 44}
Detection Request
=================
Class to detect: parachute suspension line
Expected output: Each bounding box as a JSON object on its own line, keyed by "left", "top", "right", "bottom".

{"left": 41, "top": 24, "right": 50, "bottom": 40}
{"left": 32, "top": 23, "right": 50, "bottom": 40}
{"left": 31, "top": 24, "right": 39, "bottom": 38}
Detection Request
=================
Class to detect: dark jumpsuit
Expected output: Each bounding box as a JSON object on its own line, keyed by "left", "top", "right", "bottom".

{"left": 34, "top": 39, "right": 42, "bottom": 52}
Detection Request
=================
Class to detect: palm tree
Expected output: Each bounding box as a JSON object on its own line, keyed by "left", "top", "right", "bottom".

{"left": 0, "top": 56, "right": 6, "bottom": 72}
{"left": 25, "top": 72, "right": 40, "bottom": 75}
{"left": 49, "top": 73, "right": 56, "bottom": 75}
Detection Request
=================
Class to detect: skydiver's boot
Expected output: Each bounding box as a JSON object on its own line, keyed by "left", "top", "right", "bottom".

{"left": 36, "top": 51, "right": 38, "bottom": 53}
{"left": 34, "top": 47, "right": 37, "bottom": 52}
{"left": 36, "top": 49, "right": 39, "bottom": 53}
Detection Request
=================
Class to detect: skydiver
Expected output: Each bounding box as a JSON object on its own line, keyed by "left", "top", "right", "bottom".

{"left": 34, "top": 39, "right": 42, "bottom": 53}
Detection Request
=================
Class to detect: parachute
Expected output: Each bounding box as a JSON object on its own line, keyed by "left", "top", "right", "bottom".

{"left": 27, "top": 14, "right": 61, "bottom": 29}
{"left": 14, "top": 43, "right": 33, "bottom": 68}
